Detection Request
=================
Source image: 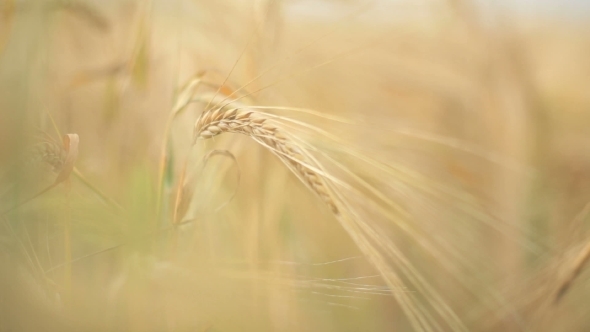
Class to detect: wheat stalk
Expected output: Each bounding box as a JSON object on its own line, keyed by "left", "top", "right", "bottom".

{"left": 193, "top": 104, "right": 470, "bottom": 332}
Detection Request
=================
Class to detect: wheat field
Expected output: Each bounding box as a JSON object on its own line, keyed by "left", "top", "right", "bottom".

{"left": 1, "top": 0, "right": 590, "bottom": 331}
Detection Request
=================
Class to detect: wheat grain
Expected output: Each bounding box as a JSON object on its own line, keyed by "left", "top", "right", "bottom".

{"left": 194, "top": 107, "right": 339, "bottom": 215}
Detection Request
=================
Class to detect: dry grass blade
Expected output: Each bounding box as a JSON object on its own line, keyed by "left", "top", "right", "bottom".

{"left": 157, "top": 72, "right": 239, "bottom": 206}
{"left": 172, "top": 162, "right": 190, "bottom": 225}
{"left": 47, "top": 0, "right": 110, "bottom": 32}
{"left": 54, "top": 134, "right": 79, "bottom": 184}
{"left": 156, "top": 72, "right": 205, "bottom": 218}
{"left": 0, "top": 0, "right": 15, "bottom": 56}
{"left": 200, "top": 149, "right": 241, "bottom": 213}
{"left": 554, "top": 202, "right": 590, "bottom": 303}
{"left": 554, "top": 240, "right": 590, "bottom": 303}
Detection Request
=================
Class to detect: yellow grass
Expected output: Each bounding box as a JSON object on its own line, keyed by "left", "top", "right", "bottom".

{"left": 1, "top": 0, "right": 590, "bottom": 331}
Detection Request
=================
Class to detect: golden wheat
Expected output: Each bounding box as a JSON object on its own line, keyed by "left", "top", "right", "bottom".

{"left": 194, "top": 106, "right": 339, "bottom": 215}
{"left": 192, "top": 102, "right": 471, "bottom": 332}
{"left": 2, "top": 0, "right": 590, "bottom": 331}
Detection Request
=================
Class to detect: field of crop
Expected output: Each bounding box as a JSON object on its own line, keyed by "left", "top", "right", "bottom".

{"left": 1, "top": 0, "right": 590, "bottom": 331}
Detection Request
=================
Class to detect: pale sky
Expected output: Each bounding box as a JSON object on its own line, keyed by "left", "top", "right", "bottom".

{"left": 288, "top": 0, "right": 590, "bottom": 21}
{"left": 485, "top": 0, "right": 590, "bottom": 19}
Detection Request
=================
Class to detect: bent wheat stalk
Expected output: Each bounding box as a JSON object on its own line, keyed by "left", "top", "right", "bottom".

{"left": 193, "top": 106, "right": 467, "bottom": 332}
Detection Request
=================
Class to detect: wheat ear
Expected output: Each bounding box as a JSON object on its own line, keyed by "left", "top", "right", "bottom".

{"left": 193, "top": 106, "right": 470, "bottom": 331}
{"left": 25, "top": 141, "right": 66, "bottom": 172}
{"left": 194, "top": 107, "right": 339, "bottom": 215}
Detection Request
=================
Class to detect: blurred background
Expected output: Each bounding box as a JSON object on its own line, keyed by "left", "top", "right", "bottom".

{"left": 1, "top": 0, "right": 589, "bottom": 331}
